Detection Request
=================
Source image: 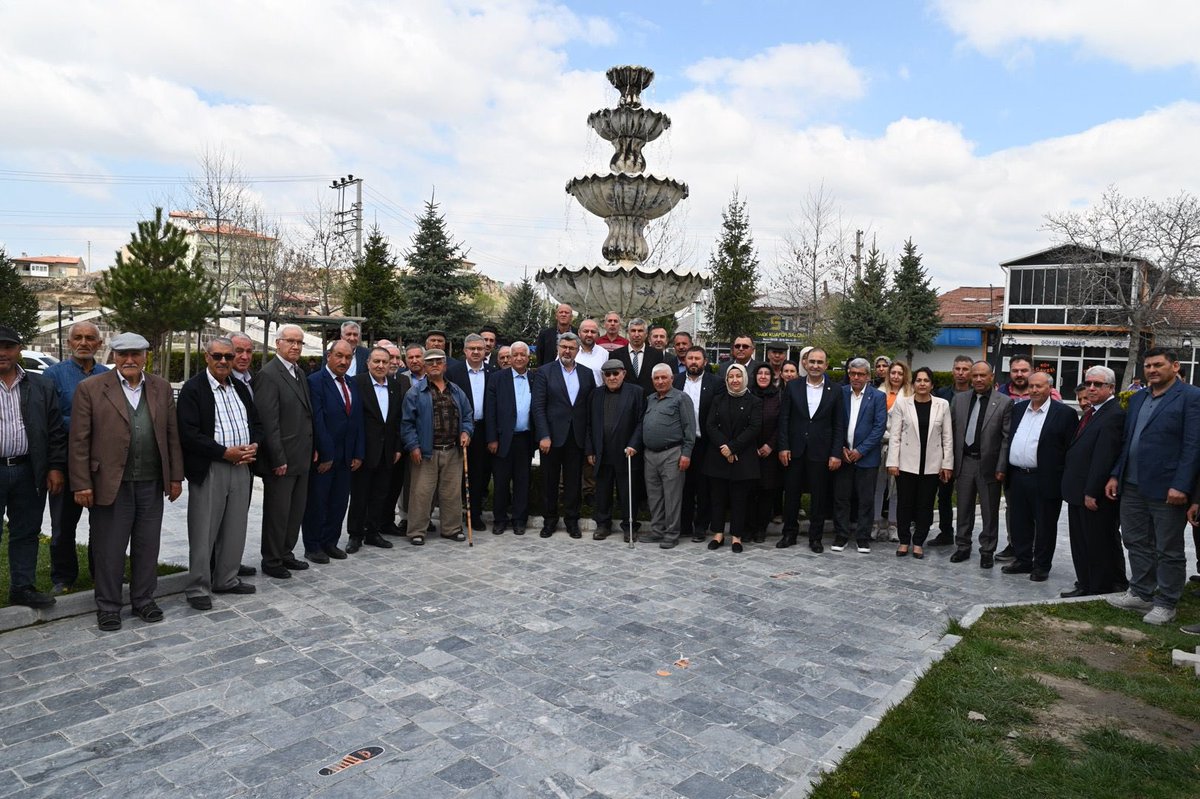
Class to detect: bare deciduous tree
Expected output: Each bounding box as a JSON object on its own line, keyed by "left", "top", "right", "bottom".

{"left": 1043, "top": 185, "right": 1200, "bottom": 380}
{"left": 238, "top": 208, "right": 308, "bottom": 355}
{"left": 301, "top": 197, "right": 351, "bottom": 316}
{"left": 185, "top": 147, "right": 253, "bottom": 308}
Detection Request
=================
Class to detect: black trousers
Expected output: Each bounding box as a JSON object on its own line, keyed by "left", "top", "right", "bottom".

{"left": 680, "top": 439, "right": 711, "bottom": 537}
{"left": 48, "top": 467, "right": 89, "bottom": 586}
{"left": 593, "top": 451, "right": 640, "bottom": 530}
{"left": 349, "top": 457, "right": 396, "bottom": 539}
{"left": 541, "top": 436, "right": 584, "bottom": 527}
{"left": 464, "top": 425, "right": 492, "bottom": 522}
{"left": 1067, "top": 500, "right": 1127, "bottom": 593}
{"left": 783, "top": 458, "right": 832, "bottom": 541}
{"left": 1006, "top": 470, "right": 1062, "bottom": 573}
{"left": 384, "top": 456, "right": 405, "bottom": 527}
{"left": 710, "top": 478, "right": 755, "bottom": 538}
{"left": 895, "top": 471, "right": 940, "bottom": 546}
{"left": 751, "top": 487, "right": 781, "bottom": 534}
{"left": 936, "top": 476, "right": 955, "bottom": 535}
{"left": 834, "top": 466, "right": 876, "bottom": 544}
{"left": 492, "top": 432, "right": 533, "bottom": 526}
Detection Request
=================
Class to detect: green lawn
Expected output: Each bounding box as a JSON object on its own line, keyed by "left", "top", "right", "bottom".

{"left": 0, "top": 534, "right": 185, "bottom": 609}
{"left": 810, "top": 590, "right": 1200, "bottom": 799}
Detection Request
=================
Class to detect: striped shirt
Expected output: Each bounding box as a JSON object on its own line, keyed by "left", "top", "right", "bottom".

{"left": 0, "top": 366, "right": 28, "bottom": 458}
{"left": 207, "top": 370, "right": 250, "bottom": 448}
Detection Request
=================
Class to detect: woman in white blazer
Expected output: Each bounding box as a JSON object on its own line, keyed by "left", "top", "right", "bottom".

{"left": 886, "top": 367, "right": 954, "bottom": 558}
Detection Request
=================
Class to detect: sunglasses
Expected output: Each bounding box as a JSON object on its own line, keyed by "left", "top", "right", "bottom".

{"left": 1082, "top": 380, "right": 1110, "bottom": 388}
{"left": 602, "top": 370, "right": 622, "bottom": 376}
{"left": 208, "top": 353, "right": 236, "bottom": 361}
{"left": 733, "top": 344, "right": 752, "bottom": 350}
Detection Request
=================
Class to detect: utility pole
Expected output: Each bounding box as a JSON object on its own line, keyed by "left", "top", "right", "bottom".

{"left": 330, "top": 175, "right": 364, "bottom": 261}
{"left": 852, "top": 229, "right": 864, "bottom": 282}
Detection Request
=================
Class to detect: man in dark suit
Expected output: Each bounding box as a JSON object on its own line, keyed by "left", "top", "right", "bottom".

{"left": 1061, "top": 365, "right": 1127, "bottom": 597}
{"left": 302, "top": 340, "right": 364, "bottom": 564}
{"left": 535, "top": 303, "right": 576, "bottom": 367}
{"left": 612, "top": 318, "right": 664, "bottom": 394}
{"left": 587, "top": 359, "right": 644, "bottom": 540}
{"left": 718, "top": 334, "right": 760, "bottom": 380}
{"left": 1001, "top": 372, "right": 1077, "bottom": 581}
{"left": 0, "top": 325, "right": 66, "bottom": 609}
{"left": 256, "top": 325, "right": 314, "bottom": 579}
{"left": 950, "top": 360, "right": 1012, "bottom": 568}
{"left": 930, "top": 355, "right": 974, "bottom": 545}
{"left": 177, "top": 337, "right": 263, "bottom": 610}
{"left": 1105, "top": 347, "right": 1200, "bottom": 625}
{"left": 71, "top": 332, "right": 183, "bottom": 631}
{"left": 777, "top": 347, "right": 845, "bottom": 552}
{"left": 347, "top": 346, "right": 405, "bottom": 553}
{"left": 486, "top": 341, "right": 535, "bottom": 534}
{"left": 833, "top": 358, "right": 888, "bottom": 552}
{"left": 340, "top": 320, "right": 370, "bottom": 378}
{"left": 447, "top": 333, "right": 495, "bottom": 530}
{"left": 669, "top": 331, "right": 692, "bottom": 375}
{"left": 675, "top": 345, "right": 718, "bottom": 542}
{"left": 532, "top": 332, "right": 595, "bottom": 538}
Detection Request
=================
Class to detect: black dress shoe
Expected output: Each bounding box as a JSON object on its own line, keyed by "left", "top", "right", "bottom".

{"left": 929, "top": 530, "right": 955, "bottom": 546}
{"left": 659, "top": 540, "right": 678, "bottom": 549}
{"left": 707, "top": 538, "right": 724, "bottom": 550}
{"left": 471, "top": 518, "right": 487, "bottom": 532}
{"left": 1001, "top": 562, "right": 1033, "bottom": 575}
{"left": 97, "top": 610, "right": 121, "bottom": 631}
{"left": 187, "top": 595, "right": 213, "bottom": 610}
{"left": 282, "top": 556, "right": 309, "bottom": 570}
{"left": 397, "top": 520, "right": 409, "bottom": 535}
{"left": 539, "top": 528, "right": 554, "bottom": 538}
{"left": 324, "top": 546, "right": 348, "bottom": 560}
{"left": 980, "top": 553, "right": 994, "bottom": 569}
{"left": 493, "top": 523, "right": 508, "bottom": 535}
{"left": 9, "top": 585, "right": 55, "bottom": 609}
{"left": 513, "top": 527, "right": 526, "bottom": 536}
{"left": 305, "top": 550, "right": 330, "bottom": 565}
{"left": 262, "top": 564, "right": 292, "bottom": 579}
{"left": 995, "top": 545, "right": 1016, "bottom": 561}
{"left": 238, "top": 564, "right": 257, "bottom": 577}
{"left": 731, "top": 541, "right": 744, "bottom": 553}
{"left": 213, "top": 581, "right": 256, "bottom": 595}
{"left": 593, "top": 529, "right": 611, "bottom": 540}
{"left": 776, "top": 535, "right": 796, "bottom": 549}
{"left": 1060, "top": 587, "right": 1091, "bottom": 598}
{"left": 1029, "top": 571, "right": 1049, "bottom": 582}
{"left": 567, "top": 525, "right": 582, "bottom": 539}
{"left": 364, "top": 534, "right": 394, "bottom": 549}
{"left": 691, "top": 533, "right": 707, "bottom": 543}
{"left": 809, "top": 539, "right": 824, "bottom": 554}
{"left": 345, "top": 539, "right": 362, "bottom": 554}
{"left": 950, "top": 548, "right": 972, "bottom": 563}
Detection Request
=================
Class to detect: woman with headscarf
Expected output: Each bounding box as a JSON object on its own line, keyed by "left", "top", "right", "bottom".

{"left": 749, "top": 363, "right": 782, "bottom": 543}
{"left": 887, "top": 367, "right": 954, "bottom": 558}
{"left": 704, "top": 363, "right": 762, "bottom": 553}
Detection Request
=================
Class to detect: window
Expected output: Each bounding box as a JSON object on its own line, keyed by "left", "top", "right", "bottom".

{"left": 1008, "top": 308, "right": 1034, "bottom": 323}
{"left": 1037, "top": 308, "right": 1065, "bottom": 324}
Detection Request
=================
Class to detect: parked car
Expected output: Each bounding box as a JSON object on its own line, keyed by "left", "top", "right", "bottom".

{"left": 21, "top": 350, "right": 59, "bottom": 374}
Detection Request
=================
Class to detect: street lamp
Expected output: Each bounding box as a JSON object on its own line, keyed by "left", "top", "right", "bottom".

{"left": 56, "top": 301, "right": 75, "bottom": 359}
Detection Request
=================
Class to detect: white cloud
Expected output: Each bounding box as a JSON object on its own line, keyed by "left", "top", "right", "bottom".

{"left": 933, "top": 0, "right": 1200, "bottom": 69}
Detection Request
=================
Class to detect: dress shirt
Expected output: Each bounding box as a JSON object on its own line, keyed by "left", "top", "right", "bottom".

{"left": 575, "top": 346, "right": 608, "bottom": 384}
{"left": 629, "top": 347, "right": 646, "bottom": 378}
{"left": 372, "top": 378, "right": 390, "bottom": 420}
{"left": 120, "top": 372, "right": 145, "bottom": 409}
{"left": 1008, "top": 401, "right": 1048, "bottom": 469}
{"left": 805, "top": 380, "right": 824, "bottom": 417}
{"left": 44, "top": 358, "right": 108, "bottom": 430}
{"left": 560, "top": 362, "right": 580, "bottom": 405}
{"left": 0, "top": 367, "right": 28, "bottom": 457}
{"left": 846, "top": 388, "right": 864, "bottom": 447}
{"left": 682, "top": 374, "right": 703, "bottom": 438}
{"left": 206, "top": 370, "right": 250, "bottom": 448}
{"left": 346, "top": 355, "right": 358, "bottom": 377}
{"left": 512, "top": 370, "right": 531, "bottom": 432}
{"left": 467, "top": 364, "right": 486, "bottom": 420}
{"left": 326, "top": 366, "right": 350, "bottom": 409}
{"left": 233, "top": 369, "right": 253, "bottom": 397}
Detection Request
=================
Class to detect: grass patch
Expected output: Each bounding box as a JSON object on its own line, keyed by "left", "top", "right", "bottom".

{"left": 0, "top": 534, "right": 184, "bottom": 608}
{"left": 810, "top": 590, "right": 1200, "bottom": 799}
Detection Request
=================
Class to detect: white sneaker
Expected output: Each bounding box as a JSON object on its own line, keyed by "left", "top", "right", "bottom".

{"left": 1142, "top": 606, "right": 1176, "bottom": 626}
{"left": 1106, "top": 590, "right": 1154, "bottom": 612}
{"left": 887, "top": 525, "right": 899, "bottom": 543}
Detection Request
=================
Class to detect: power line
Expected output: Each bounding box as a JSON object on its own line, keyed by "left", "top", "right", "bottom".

{"left": 0, "top": 169, "right": 336, "bottom": 186}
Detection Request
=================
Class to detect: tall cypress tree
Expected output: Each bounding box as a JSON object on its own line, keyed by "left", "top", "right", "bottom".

{"left": 704, "top": 190, "right": 764, "bottom": 344}
{"left": 833, "top": 245, "right": 898, "bottom": 360}
{"left": 395, "top": 199, "right": 481, "bottom": 348}
{"left": 887, "top": 238, "right": 942, "bottom": 365}
{"left": 343, "top": 225, "right": 401, "bottom": 341}
{"left": 96, "top": 208, "right": 218, "bottom": 372}
{"left": 0, "top": 248, "right": 40, "bottom": 344}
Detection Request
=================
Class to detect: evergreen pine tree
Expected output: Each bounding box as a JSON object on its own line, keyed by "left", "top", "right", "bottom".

{"left": 833, "top": 245, "right": 898, "bottom": 360}
{"left": 96, "top": 208, "right": 218, "bottom": 372}
{"left": 499, "top": 276, "right": 549, "bottom": 345}
{"left": 343, "top": 225, "right": 402, "bottom": 341}
{"left": 704, "top": 191, "right": 764, "bottom": 344}
{"left": 0, "top": 248, "right": 40, "bottom": 344}
{"left": 887, "top": 238, "right": 942, "bottom": 365}
{"left": 395, "top": 199, "right": 481, "bottom": 348}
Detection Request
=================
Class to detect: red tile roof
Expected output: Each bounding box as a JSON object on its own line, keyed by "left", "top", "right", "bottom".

{"left": 13, "top": 255, "right": 83, "bottom": 265}
{"left": 938, "top": 286, "right": 1004, "bottom": 328}
{"left": 1159, "top": 296, "right": 1200, "bottom": 330}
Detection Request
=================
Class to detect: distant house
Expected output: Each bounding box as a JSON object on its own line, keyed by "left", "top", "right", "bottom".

{"left": 12, "top": 254, "right": 86, "bottom": 279}
{"left": 923, "top": 286, "right": 1004, "bottom": 371}
{"left": 168, "top": 210, "right": 278, "bottom": 308}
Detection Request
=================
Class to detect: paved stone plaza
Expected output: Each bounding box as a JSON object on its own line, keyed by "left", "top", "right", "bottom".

{"left": 1, "top": 486, "right": 1074, "bottom": 799}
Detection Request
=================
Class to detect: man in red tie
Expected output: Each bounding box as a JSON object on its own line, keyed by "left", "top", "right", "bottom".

{"left": 302, "top": 340, "right": 364, "bottom": 563}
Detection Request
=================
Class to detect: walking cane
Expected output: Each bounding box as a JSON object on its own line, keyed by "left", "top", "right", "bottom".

{"left": 627, "top": 450, "right": 635, "bottom": 550}
{"left": 462, "top": 443, "right": 473, "bottom": 548}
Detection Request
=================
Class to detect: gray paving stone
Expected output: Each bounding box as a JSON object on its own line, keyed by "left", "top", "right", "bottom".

{"left": 675, "top": 772, "right": 738, "bottom": 799}
{"left": 435, "top": 756, "right": 498, "bottom": 789}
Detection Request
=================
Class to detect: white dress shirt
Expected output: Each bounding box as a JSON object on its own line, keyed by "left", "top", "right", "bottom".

{"left": 805, "top": 380, "right": 824, "bottom": 418}
{"left": 846, "top": 388, "right": 864, "bottom": 447}
{"left": 1008, "top": 401, "right": 1048, "bottom": 469}
{"left": 682, "top": 374, "right": 703, "bottom": 438}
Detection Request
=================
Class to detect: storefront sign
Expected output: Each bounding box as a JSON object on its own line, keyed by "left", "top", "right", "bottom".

{"left": 1009, "top": 334, "right": 1129, "bottom": 349}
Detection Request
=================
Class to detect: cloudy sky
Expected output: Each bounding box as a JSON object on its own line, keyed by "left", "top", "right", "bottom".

{"left": 2, "top": 0, "right": 1199, "bottom": 294}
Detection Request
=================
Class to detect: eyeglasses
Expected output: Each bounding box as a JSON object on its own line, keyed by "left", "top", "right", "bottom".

{"left": 279, "top": 338, "right": 304, "bottom": 346}
{"left": 1082, "top": 380, "right": 1111, "bottom": 388}
{"left": 602, "top": 370, "right": 622, "bottom": 376}
{"left": 733, "top": 344, "right": 752, "bottom": 350}
{"left": 208, "top": 352, "right": 236, "bottom": 361}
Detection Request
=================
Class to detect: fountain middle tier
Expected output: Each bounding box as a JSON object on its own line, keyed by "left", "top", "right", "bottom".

{"left": 566, "top": 173, "right": 689, "bottom": 221}
{"left": 587, "top": 107, "right": 671, "bottom": 173}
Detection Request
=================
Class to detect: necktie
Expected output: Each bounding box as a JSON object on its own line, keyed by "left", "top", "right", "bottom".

{"left": 632, "top": 350, "right": 641, "bottom": 377}
{"left": 1076, "top": 407, "right": 1094, "bottom": 436}
{"left": 965, "top": 395, "right": 981, "bottom": 447}
{"left": 336, "top": 375, "right": 351, "bottom": 415}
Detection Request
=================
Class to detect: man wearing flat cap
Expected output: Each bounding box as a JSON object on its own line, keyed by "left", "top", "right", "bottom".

{"left": 71, "top": 332, "right": 183, "bottom": 631}
{"left": 586, "top": 359, "right": 643, "bottom": 540}
{"left": 0, "top": 325, "right": 67, "bottom": 609}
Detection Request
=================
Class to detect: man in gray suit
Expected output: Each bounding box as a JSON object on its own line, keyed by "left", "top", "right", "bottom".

{"left": 256, "top": 325, "right": 314, "bottom": 579}
{"left": 950, "top": 360, "right": 1012, "bottom": 569}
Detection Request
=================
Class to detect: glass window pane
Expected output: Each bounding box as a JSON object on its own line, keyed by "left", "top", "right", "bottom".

{"left": 1009, "top": 308, "right": 1035, "bottom": 323}
{"left": 1084, "top": 347, "right": 1106, "bottom": 359}
{"left": 1060, "top": 361, "right": 1080, "bottom": 393}
{"left": 1038, "top": 308, "right": 1066, "bottom": 324}
{"left": 1030, "top": 269, "right": 1044, "bottom": 305}
{"left": 1045, "top": 269, "right": 1059, "bottom": 305}
{"left": 1009, "top": 269, "right": 1023, "bottom": 303}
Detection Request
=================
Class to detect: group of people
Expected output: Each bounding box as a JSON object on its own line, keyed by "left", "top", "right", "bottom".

{"left": 1, "top": 305, "right": 1198, "bottom": 634}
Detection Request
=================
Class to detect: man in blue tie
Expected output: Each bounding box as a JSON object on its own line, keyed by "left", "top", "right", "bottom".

{"left": 486, "top": 341, "right": 535, "bottom": 535}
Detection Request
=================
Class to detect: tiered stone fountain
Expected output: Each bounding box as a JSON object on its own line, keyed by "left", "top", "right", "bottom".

{"left": 537, "top": 65, "right": 705, "bottom": 318}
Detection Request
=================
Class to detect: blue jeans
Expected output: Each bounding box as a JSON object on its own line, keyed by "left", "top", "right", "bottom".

{"left": 1120, "top": 480, "right": 1187, "bottom": 608}
{"left": 0, "top": 461, "right": 46, "bottom": 590}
